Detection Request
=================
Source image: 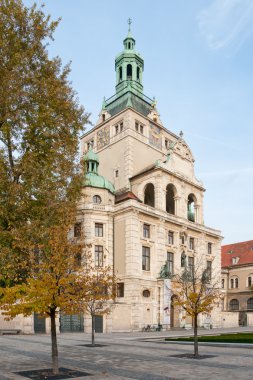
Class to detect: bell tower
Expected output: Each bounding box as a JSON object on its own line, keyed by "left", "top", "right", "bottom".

{"left": 115, "top": 18, "right": 144, "bottom": 97}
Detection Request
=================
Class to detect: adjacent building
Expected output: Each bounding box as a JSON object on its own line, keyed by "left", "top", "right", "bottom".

{"left": 221, "top": 240, "right": 253, "bottom": 327}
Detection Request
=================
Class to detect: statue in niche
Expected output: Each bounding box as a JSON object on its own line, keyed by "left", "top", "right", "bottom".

{"left": 181, "top": 251, "right": 186, "bottom": 268}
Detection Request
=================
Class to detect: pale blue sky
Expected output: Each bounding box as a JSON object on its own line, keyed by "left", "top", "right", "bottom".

{"left": 23, "top": 0, "right": 253, "bottom": 244}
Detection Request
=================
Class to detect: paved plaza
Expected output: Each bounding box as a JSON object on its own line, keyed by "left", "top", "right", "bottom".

{"left": 0, "top": 327, "right": 253, "bottom": 380}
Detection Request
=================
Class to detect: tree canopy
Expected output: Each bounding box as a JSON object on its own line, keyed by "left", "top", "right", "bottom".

{"left": 0, "top": 0, "right": 89, "bottom": 285}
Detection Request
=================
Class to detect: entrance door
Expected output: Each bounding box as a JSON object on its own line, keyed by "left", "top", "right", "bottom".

{"left": 60, "top": 313, "right": 84, "bottom": 333}
{"left": 94, "top": 315, "right": 103, "bottom": 333}
{"left": 239, "top": 311, "right": 247, "bottom": 326}
{"left": 34, "top": 313, "right": 46, "bottom": 334}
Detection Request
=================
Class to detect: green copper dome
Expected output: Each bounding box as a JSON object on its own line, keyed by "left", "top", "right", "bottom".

{"left": 83, "top": 148, "right": 115, "bottom": 194}
{"left": 84, "top": 173, "right": 115, "bottom": 194}
{"left": 83, "top": 148, "right": 99, "bottom": 163}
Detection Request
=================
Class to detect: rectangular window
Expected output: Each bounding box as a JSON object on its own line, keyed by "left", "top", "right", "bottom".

{"left": 143, "top": 224, "right": 150, "bottom": 238}
{"left": 181, "top": 234, "right": 185, "bottom": 245}
{"left": 95, "top": 223, "right": 103, "bottom": 237}
{"left": 189, "top": 237, "right": 194, "bottom": 250}
{"left": 167, "top": 252, "right": 174, "bottom": 275}
{"left": 208, "top": 242, "right": 212, "bottom": 255}
{"left": 165, "top": 139, "right": 168, "bottom": 149}
{"left": 135, "top": 122, "right": 139, "bottom": 132}
{"left": 206, "top": 260, "right": 212, "bottom": 281}
{"left": 248, "top": 277, "right": 252, "bottom": 287}
{"left": 115, "top": 169, "right": 119, "bottom": 178}
{"left": 75, "top": 251, "right": 82, "bottom": 267}
{"left": 87, "top": 139, "right": 94, "bottom": 150}
{"left": 120, "top": 122, "right": 123, "bottom": 132}
{"left": 140, "top": 125, "right": 144, "bottom": 134}
{"left": 117, "top": 283, "right": 124, "bottom": 297}
{"left": 115, "top": 125, "right": 119, "bottom": 134}
{"left": 188, "top": 256, "right": 194, "bottom": 275}
{"left": 95, "top": 245, "right": 103, "bottom": 267}
{"left": 74, "top": 222, "right": 81, "bottom": 238}
{"left": 168, "top": 231, "right": 174, "bottom": 245}
{"left": 142, "top": 246, "right": 150, "bottom": 271}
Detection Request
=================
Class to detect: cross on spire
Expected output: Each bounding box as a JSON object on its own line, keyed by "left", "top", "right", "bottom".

{"left": 127, "top": 17, "right": 132, "bottom": 32}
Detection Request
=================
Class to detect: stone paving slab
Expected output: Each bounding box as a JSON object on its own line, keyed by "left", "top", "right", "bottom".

{"left": 0, "top": 328, "right": 253, "bottom": 380}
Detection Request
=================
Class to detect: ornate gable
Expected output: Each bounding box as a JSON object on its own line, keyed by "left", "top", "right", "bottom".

{"left": 173, "top": 139, "right": 194, "bottom": 163}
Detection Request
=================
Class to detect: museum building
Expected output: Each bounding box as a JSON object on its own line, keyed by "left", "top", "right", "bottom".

{"left": 77, "top": 26, "right": 222, "bottom": 333}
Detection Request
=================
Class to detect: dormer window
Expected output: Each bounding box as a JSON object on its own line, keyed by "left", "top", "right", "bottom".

{"left": 232, "top": 257, "right": 239, "bottom": 264}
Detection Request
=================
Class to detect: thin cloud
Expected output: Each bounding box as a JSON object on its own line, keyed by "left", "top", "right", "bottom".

{"left": 185, "top": 131, "right": 238, "bottom": 150}
{"left": 199, "top": 167, "right": 253, "bottom": 177}
{"left": 198, "top": 0, "right": 253, "bottom": 51}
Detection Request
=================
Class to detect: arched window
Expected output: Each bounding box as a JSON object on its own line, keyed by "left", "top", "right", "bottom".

{"left": 93, "top": 195, "right": 101, "bottom": 204}
{"left": 229, "top": 299, "right": 239, "bottom": 311}
{"left": 144, "top": 183, "right": 155, "bottom": 207}
{"left": 235, "top": 278, "right": 239, "bottom": 288}
{"left": 127, "top": 64, "right": 132, "bottom": 80}
{"left": 137, "top": 66, "right": 140, "bottom": 80}
{"left": 166, "top": 184, "right": 175, "bottom": 215}
{"left": 187, "top": 194, "right": 196, "bottom": 222}
{"left": 230, "top": 278, "right": 234, "bottom": 288}
{"left": 119, "top": 66, "right": 122, "bottom": 81}
{"left": 247, "top": 298, "right": 253, "bottom": 309}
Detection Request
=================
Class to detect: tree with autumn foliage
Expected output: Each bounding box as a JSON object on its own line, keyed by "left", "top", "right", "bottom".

{"left": 173, "top": 256, "right": 221, "bottom": 357}
{"left": 1, "top": 222, "right": 84, "bottom": 374}
{"left": 0, "top": 0, "right": 88, "bottom": 286}
{"left": 73, "top": 260, "right": 117, "bottom": 347}
{"left": 0, "top": 0, "right": 88, "bottom": 375}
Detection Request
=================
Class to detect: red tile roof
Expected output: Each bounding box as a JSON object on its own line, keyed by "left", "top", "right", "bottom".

{"left": 115, "top": 191, "right": 141, "bottom": 204}
{"left": 221, "top": 240, "right": 253, "bottom": 268}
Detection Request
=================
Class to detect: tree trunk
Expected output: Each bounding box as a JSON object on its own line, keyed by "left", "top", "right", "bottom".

{"left": 91, "top": 314, "right": 95, "bottom": 347}
{"left": 50, "top": 308, "right": 59, "bottom": 374}
{"left": 193, "top": 313, "right": 199, "bottom": 357}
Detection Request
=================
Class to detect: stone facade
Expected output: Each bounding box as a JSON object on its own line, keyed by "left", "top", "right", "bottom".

{"left": 78, "top": 28, "right": 222, "bottom": 332}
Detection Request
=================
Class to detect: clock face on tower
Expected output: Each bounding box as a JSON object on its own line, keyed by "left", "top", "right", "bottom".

{"left": 97, "top": 127, "right": 110, "bottom": 150}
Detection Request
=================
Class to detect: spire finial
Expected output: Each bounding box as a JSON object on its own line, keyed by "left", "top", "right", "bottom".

{"left": 127, "top": 17, "right": 132, "bottom": 32}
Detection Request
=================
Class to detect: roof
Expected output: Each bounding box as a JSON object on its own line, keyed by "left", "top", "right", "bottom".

{"left": 221, "top": 240, "right": 253, "bottom": 268}
{"left": 106, "top": 91, "right": 152, "bottom": 117}
{"left": 115, "top": 191, "right": 141, "bottom": 204}
{"left": 83, "top": 149, "right": 99, "bottom": 163}
{"left": 84, "top": 173, "right": 115, "bottom": 195}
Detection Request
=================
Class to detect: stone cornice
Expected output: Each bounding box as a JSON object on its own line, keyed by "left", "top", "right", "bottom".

{"left": 114, "top": 199, "right": 221, "bottom": 237}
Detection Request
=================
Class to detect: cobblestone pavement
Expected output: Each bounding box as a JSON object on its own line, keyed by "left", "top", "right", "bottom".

{"left": 0, "top": 327, "right": 253, "bottom": 380}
